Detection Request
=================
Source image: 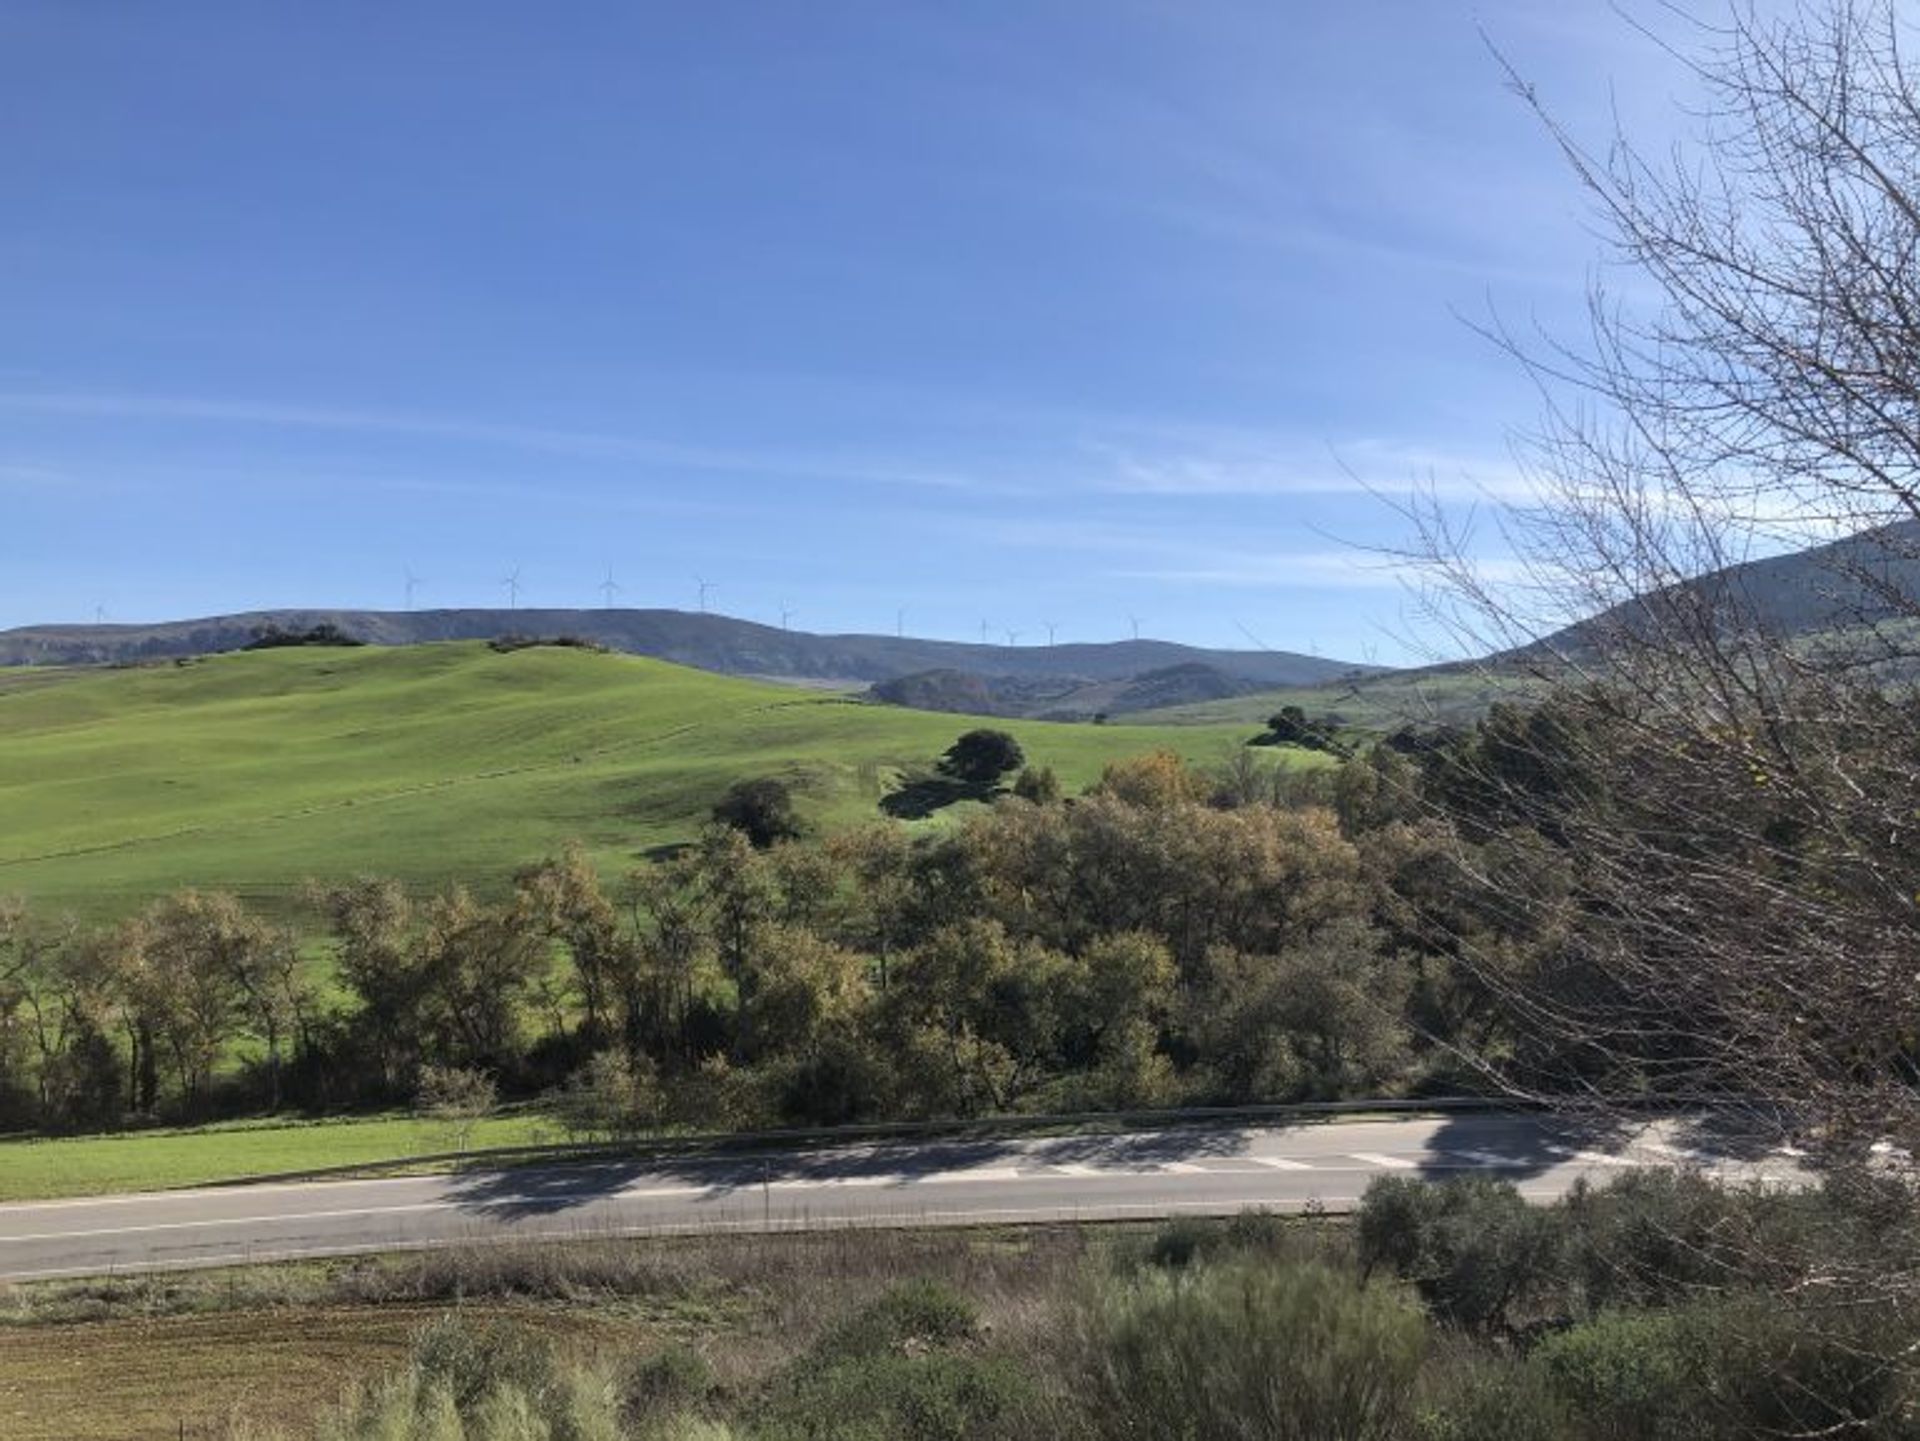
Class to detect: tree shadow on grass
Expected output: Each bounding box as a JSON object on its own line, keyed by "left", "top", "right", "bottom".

{"left": 878, "top": 775, "right": 997, "bottom": 819}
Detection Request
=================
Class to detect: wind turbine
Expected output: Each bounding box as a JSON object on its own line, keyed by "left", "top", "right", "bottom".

{"left": 1004, "top": 628, "right": 1021, "bottom": 647}
{"left": 780, "top": 602, "right": 795, "bottom": 631}
{"left": 1128, "top": 614, "right": 1144, "bottom": 641}
{"left": 1044, "top": 621, "right": 1059, "bottom": 647}
{"left": 695, "top": 576, "right": 715, "bottom": 614}
{"left": 979, "top": 619, "right": 992, "bottom": 645}
{"left": 896, "top": 606, "right": 907, "bottom": 639}
{"left": 404, "top": 568, "right": 424, "bottom": 611}
{"left": 1234, "top": 620, "right": 1273, "bottom": 652}
{"left": 501, "top": 568, "right": 522, "bottom": 610}
{"left": 93, "top": 604, "right": 108, "bottom": 625}
{"left": 599, "top": 568, "right": 622, "bottom": 609}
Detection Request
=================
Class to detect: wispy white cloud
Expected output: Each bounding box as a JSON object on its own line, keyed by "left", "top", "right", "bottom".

{"left": 1079, "top": 431, "right": 1544, "bottom": 501}
{"left": 1109, "top": 550, "right": 1538, "bottom": 591}
{"left": 0, "top": 462, "right": 69, "bottom": 489}
{"left": 0, "top": 390, "right": 1026, "bottom": 495}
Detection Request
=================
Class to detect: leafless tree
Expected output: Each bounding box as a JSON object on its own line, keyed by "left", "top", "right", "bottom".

{"left": 1401, "top": 1, "right": 1920, "bottom": 1162}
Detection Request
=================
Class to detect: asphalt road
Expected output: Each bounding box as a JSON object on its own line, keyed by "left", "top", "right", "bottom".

{"left": 0, "top": 1113, "right": 1805, "bottom": 1281}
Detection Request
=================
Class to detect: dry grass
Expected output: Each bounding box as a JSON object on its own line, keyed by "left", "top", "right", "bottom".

{"left": 0, "top": 1225, "right": 1109, "bottom": 1441}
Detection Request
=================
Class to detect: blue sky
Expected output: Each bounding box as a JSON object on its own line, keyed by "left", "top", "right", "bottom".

{"left": 2, "top": 2, "right": 1697, "bottom": 661}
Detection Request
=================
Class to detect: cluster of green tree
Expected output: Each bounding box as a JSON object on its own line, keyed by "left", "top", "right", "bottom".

{"left": 243, "top": 622, "right": 365, "bottom": 650}
{"left": 245, "top": 1169, "right": 1920, "bottom": 1441}
{"left": 486, "top": 633, "right": 607, "bottom": 653}
{"left": 1253, "top": 703, "right": 1349, "bottom": 756}
{"left": 0, "top": 735, "right": 1580, "bottom": 1135}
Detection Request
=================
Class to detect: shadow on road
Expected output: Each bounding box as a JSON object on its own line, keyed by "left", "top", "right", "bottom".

{"left": 1414, "top": 1108, "right": 1640, "bottom": 1182}
{"left": 442, "top": 1124, "right": 1266, "bottom": 1216}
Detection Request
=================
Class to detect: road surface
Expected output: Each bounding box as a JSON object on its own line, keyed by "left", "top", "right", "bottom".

{"left": 0, "top": 1112, "right": 1803, "bottom": 1281}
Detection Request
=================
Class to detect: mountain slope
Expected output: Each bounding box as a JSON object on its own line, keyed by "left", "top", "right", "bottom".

{"left": 0, "top": 607, "right": 1371, "bottom": 693}
{"left": 0, "top": 642, "right": 1276, "bottom": 920}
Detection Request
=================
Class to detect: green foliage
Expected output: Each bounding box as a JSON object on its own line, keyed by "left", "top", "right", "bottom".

{"left": 711, "top": 778, "right": 804, "bottom": 849}
{"left": 1010, "top": 764, "right": 1061, "bottom": 804}
{"left": 1257, "top": 705, "right": 1348, "bottom": 756}
{"left": 758, "top": 1280, "right": 1046, "bottom": 1441}
{"left": 936, "top": 728, "right": 1026, "bottom": 787}
{"left": 1356, "top": 1175, "right": 1564, "bottom": 1332}
{"left": 293, "top": 1315, "right": 623, "bottom": 1441}
{"left": 1085, "top": 1258, "right": 1428, "bottom": 1441}
{"left": 552, "top": 1050, "right": 664, "bottom": 1140}
{"left": 622, "top": 1344, "right": 714, "bottom": 1430}
{"left": 813, "top": 1279, "right": 980, "bottom": 1361}
{"left": 243, "top": 622, "right": 364, "bottom": 649}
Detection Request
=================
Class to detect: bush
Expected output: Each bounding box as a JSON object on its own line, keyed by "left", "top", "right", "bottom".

{"left": 1561, "top": 1169, "right": 1784, "bottom": 1312}
{"left": 814, "top": 1279, "right": 980, "bottom": 1361}
{"left": 1535, "top": 1295, "right": 1918, "bottom": 1441}
{"left": 1084, "top": 1259, "right": 1427, "bottom": 1440}
{"left": 1356, "top": 1175, "right": 1565, "bottom": 1332}
{"left": 281, "top": 1315, "right": 624, "bottom": 1441}
{"left": 712, "top": 777, "right": 804, "bottom": 849}
{"left": 623, "top": 1344, "right": 714, "bottom": 1429}
{"left": 760, "top": 1280, "right": 1046, "bottom": 1441}
{"left": 936, "top": 729, "right": 1025, "bottom": 787}
{"left": 759, "top": 1352, "right": 1042, "bottom": 1441}
{"left": 1417, "top": 1349, "right": 1572, "bottom": 1441}
{"left": 552, "top": 1050, "right": 664, "bottom": 1140}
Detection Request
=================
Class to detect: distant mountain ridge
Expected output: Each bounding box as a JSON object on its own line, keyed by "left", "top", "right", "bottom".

{"left": 0, "top": 608, "right": 1375, "bottom": 716}
{"left": 1534, "top": 519, "right": 1920, "bottom": 658}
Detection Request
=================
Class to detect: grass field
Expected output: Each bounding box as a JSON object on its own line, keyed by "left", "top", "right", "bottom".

{"left": 0, "top": 1111, "right": 561, "bottom": 1201}
{"left": 0, "top": 642, "right": 1283, "bottom": 921}
{"left": 1133, "top": 663, "right": 1534, "bottom": 729}
{"left": 0, "top": 1225, "right": 1105, "bottom": 1441}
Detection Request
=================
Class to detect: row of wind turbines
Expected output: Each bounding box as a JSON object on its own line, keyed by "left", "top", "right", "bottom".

{"left": 399, "top": 568, "right": 1149, "bottom": 647}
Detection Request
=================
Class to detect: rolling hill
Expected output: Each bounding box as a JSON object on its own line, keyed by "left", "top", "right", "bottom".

{"left": 0, "top": 607, "right": 1372, "bottom": 699}
{"left": 0, "top": 642, "right": 1288, "bottom": 921}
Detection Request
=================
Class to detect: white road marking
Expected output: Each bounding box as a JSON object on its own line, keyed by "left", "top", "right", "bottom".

{"left": 1451, "top": 1150, "right": 1525, "bottom": 1168}
{"left": 1246, "top": 1155, "right": 1313, "bottom": 1171}
{"left": 1159, "top": 1161, "right": 1208, "bottom": 1174}
{"left": 1349, "top": 1153, "right": 1417, "bottom": 1169}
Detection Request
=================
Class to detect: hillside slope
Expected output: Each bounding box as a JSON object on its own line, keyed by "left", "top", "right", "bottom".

{"left": 0, "top": 607, "right": 1372, "bottom": 695}
{"left": 0, "top": 644, "right": 1272, "bottom": 919}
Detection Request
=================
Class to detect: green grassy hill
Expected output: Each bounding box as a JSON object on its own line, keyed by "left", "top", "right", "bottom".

{"left": 1132, "top": 664, "right": 1534, "bottom": 730}
{"left": 0, "top": 643, "right": 1279, "bottom": 920}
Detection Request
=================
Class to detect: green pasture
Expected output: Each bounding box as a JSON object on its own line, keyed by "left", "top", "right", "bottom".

{"left": 0, "top": 1110, "right": 558, "bottom": 1202}
{"left": 0, "top": 642, "right": 1285, "bottom": 921}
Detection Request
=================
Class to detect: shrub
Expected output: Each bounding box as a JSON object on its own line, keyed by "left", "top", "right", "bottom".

{"left": 712, "top": 777, "right": 804, "bottom": 848}
{"left": 815, "top": 1279, "right": 980, "bottom": 1361}
{"left": 286, "top": 1315, "right": 624, "bottom": 1441}
{"left": 552, "top": 1050, "right": 664, "bottom": 1140}
{"left": 1084, "top": 1259, "right": 1427, "bottom": 1440}
{"left": 1417, "top": 1348, "right": 1572, "bottom": 1441}
{"left": 1536, "top": 1296, "right": 1918, "bottom": 1441}
{"left": 760, "top": 1280, "right": 1046, "bottom": 1441}
{"left": 1356, "top": 1175, "right": 1565, "bottom": 1332}
{"left": 936, "top": 729, "right": 1025, "bottom": 787}
{"left": 1561, "top": 1169, "right": 1790, "bottom": 1312}
{"left": 623, "top": 1344, "right": 714, "bottom": 1429}
{"left": 759, "top": 1352, "right": 1042, "bottom": 1441}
